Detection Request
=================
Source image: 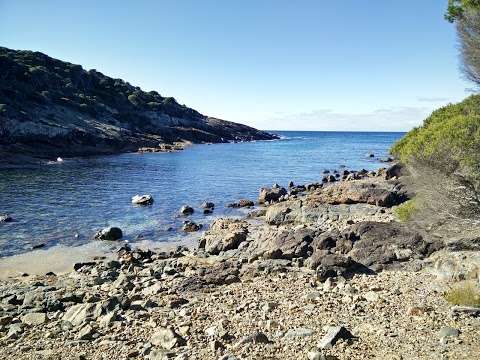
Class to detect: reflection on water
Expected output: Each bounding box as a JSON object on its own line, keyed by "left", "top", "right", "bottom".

{"left": 0, "top": 131, "right": 403, "bottom": 257}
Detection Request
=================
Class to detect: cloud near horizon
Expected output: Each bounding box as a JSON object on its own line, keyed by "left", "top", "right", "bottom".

{"left": 259, "top": 106, "right": 433, "bottom": 132}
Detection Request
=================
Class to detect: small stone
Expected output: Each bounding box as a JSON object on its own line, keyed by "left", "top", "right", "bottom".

{"left": 261, "top": 301, "right": 277, "bottom": 313}
{"left": 284, "top": 327, "right": 315, "bottom": 338}
{"left": 307, "top": 350, "right": 327, "bottom": 360}
{"left": 234, "top": 331, "right": 270, "bottom": 348}
{"left": 150, "top": 327, "right": 186, "bottom": 349}
{"left": 363, "top": 291, "right": 380, "bottom": 302}
{"left": 21, "top": 312, "right": 47, "bottom": 326}
{"left": 318, "top": 326, "right": 354, "bottom": 349}
{"left": 407, "top": 306, "right": 425, "bottom": 317}
{"left": 210, "top": 339, "right": 224, "bottom": 351}
{"left": 76, "top": 324, "right": 95, "bottom": 340}
{"left": 0, "top": 315, "right": 13, "bottom": 326}
{"left": 6, "top": 323, "right": 23, "bottom": 339}
{"left": 439, "top": 326, "right": 460, "bottom": 340}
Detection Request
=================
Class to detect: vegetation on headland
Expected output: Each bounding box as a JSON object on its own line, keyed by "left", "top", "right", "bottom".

{"left": 391, "top": 95, "right": 480, "bottom": 188}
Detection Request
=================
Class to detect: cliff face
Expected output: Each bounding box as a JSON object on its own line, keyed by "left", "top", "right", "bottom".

{"left": 0, "top": 47, "right": 277, "bottom": 163}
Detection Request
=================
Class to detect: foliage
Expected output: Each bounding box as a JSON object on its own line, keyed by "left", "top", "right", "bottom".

{"left": 445, "top": 1, "right": 480, "bottom": 86}
{"left": 392, "top": 95, "right": 480, "bottom": 184}
{"left": 445, "top": 281, "right": 480, "bottom": 307}
{"left": 0, "top": 46, "right": 204, "bottom": 124}
{"left": 394, "top": 199, "right": 417, "bottom": 222}
{"left": 446, "top": 0, "right": 480, "bottom": 22}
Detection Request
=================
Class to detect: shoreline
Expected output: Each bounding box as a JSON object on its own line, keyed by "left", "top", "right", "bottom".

{"left": 1, "top": 164, "right": 479, "bottom": 359}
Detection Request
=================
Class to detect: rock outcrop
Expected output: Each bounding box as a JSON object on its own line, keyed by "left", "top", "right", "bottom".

{"left": 0, "top": 47, "right": 278, "bottom": 164}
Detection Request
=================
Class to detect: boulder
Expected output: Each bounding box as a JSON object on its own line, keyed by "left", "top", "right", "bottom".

{"left": 315, "top": 178, "right": 408, "bottom": 207}
{"left": 250, "top": 227, "right": 316, "bottom": 260}
{"left": 258, "top": 186, "right": 287, "bottom": 204}
{"left": 94, "top": 227, "right": 123, "bottom": 241}
{"left": 0, "top": 214, "right": 13, "bottom": 223}
{"left": 345, "top": 221, "right": 442, "bottom": 269}
{"left": 201, "top": 201, "right": 215, "bottom": 209}
{"left": 182, "top": 220, "right": 202, "bottom": 232}
{"left": 199, "top": 218, "right": 248, "bottom": 254}
{"left": 385, "top": 163, "right": 403, "bottom": 180}
{"left": 179, "top": 205, "right": 194, "bottom": 215}
{"left": 131, "top": 194, "right": 154, "bottom": 205}
{"left": 228, "top": 199, "right": 255, "bottom": 208}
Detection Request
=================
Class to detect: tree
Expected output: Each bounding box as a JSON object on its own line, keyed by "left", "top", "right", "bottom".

{"left": 446, "top": 0, "right": 480, "bottom": 87}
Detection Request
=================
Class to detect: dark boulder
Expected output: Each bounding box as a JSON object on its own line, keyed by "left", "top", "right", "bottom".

{"left": 179, "top": 205, "right": 194, "bottom": 215}
{"left": 94, "top": 227, "right": 123, "bottom": 241}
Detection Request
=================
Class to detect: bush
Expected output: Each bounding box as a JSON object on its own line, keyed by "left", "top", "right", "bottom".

{"left": 394, "top": 199, "right": 416, "bottom": 222}
{"left": 445, "top": 281, "right": 480, "bottom": 307}
{"left": 392, "top": 95, "right": 480, "bottom": 187}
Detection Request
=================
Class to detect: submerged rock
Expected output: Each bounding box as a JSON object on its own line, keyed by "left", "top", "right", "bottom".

{"left": 94, "top": 227, "right": 123, "bottom": 241}
{"left": 131, "top": 194, "right": 154, "bottom": 205}
{"left": 183, "top": 220, "right": 202, "bottom": 232}
{"left": 228, "top": 199, "right": 255, "bottom": 208}
{"left": 201, "top": 201, "right": 215, "bottom": 209}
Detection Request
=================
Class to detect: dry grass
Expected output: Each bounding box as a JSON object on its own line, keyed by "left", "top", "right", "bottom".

{"left": 445, "top": 281, "right": 480, "bottom": 307}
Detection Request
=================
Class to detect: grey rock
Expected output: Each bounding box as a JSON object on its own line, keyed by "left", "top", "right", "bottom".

{"left": 234, "top": 331, "right": 270, "bottom": 347}
{"left": 284, "top": 327, "right": 315, "bottom": 338}
{"left": 318, "top": 326, "right": 354, "bottom": 349}
{"left": 150, "top": 326, "right": 186, "bottom": 349}
{"left": 6, "top": 323, "right": 23, "bottom": 339}
{"left": 200, "top": 218, "right": 248, "bottom": 255}
{"left": 439, "top": 326, "right": 460, "bottom": 339}
{"left": 76, "top": 324, "right": 95, "bottom": 340}
{"left": 62, "top": 303, "right": 102, "bottom": 326}
{"left": 131, "top": 194, "right": 154, "bottom": 206}
{"left": 258, "top": 186, "right": 288, "bottom": 204}
{"left": 94, "top": 227, "right": 123, "bottom": 241}
{"left": 21, "top": 312, "right": 47, "bottom": 326}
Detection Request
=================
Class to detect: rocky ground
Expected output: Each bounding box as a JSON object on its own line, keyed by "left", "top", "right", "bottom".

{"left": 1, "top": 166, "right": 479, "bottom": 359}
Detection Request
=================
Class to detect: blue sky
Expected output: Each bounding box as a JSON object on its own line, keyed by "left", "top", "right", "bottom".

{"left": 0, "top": 0, "right": 472, "bottom": 131}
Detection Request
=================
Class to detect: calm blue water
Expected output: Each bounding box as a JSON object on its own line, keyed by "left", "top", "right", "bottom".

{"left": 0, "top": 131, "right": 404, "bottom": 257}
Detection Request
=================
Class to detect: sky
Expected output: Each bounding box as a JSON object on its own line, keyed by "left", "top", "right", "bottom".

{"left": 0, "top": 0, "right": 473, "bottom": 131}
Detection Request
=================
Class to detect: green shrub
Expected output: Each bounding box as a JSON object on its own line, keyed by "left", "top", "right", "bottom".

{"left": 445, "top": 281, "right": 480, "bottom": 307}
{"left": 392, "top": 95, "right": 480, "bottom": 184}
{"left": 394, "top": 200, "right": 417, "bottom": 222}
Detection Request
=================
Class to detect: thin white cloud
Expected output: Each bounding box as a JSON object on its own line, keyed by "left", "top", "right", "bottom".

{"left": 261, "top": 106, "right": 432, "bottom": 131}
{"left": 417, "top": 96, "right": 451, "bottom": 102}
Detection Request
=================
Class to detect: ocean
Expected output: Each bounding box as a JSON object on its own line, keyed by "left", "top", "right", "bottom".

{"left": 0, "top": 131, "right": 404, "bottom": 257}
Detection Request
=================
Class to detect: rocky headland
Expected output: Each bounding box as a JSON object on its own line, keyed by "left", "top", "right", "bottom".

{"left": 0, "top": 47, "right": 278, "bottom": 166}
{"left": 1, "top": 164, "right": 479, "bottom": 359}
